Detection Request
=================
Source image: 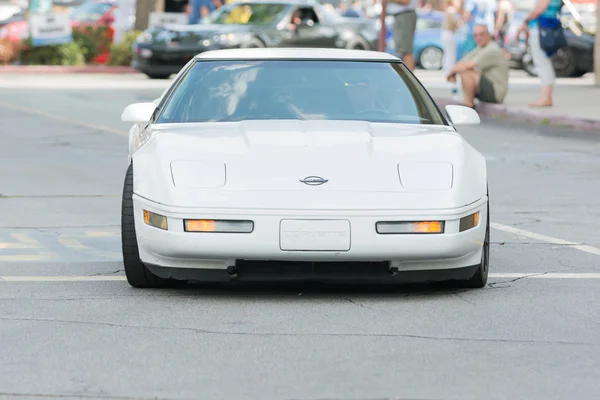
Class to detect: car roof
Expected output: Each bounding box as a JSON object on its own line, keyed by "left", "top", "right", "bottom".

{"left": 195, "top": 48, "right": 401, "bottom": 62}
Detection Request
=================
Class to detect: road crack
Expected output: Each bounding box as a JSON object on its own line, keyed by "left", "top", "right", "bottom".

{"left": 487, "top": 272, "right": 549, "bottom": 289}
{"left": 0, "top": 316, "right": 593, "bottom": 346}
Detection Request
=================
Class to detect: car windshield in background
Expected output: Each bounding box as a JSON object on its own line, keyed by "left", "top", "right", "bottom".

{"left": 157, "top": 60, "right": 447, "bottom": 125}
{"left": 206, "top": 3, "right": 288, "bottom": 25}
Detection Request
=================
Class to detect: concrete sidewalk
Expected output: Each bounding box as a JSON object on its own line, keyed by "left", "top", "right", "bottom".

{"left": 423, "top": 73, "right": 600, "bottom": 132}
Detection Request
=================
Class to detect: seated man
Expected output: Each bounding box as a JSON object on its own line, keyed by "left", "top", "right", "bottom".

{"left": 446, "top": 24, "right": 509, "bottom": 108}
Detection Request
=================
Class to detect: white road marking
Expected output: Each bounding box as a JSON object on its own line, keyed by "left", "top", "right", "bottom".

{"left": 491, "top": 223, "right": 600, "bottom": 256}
{"left": 1, "top": 273, "right": 600, "bottom": 282}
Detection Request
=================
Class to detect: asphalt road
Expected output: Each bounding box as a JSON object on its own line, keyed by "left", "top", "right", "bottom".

{"left": 1, "top": 74, "right": 600, "bottom": 400}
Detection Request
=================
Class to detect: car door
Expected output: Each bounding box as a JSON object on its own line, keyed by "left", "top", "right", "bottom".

{"left": 279, "top": 6, "right": 338, "bottom": 48}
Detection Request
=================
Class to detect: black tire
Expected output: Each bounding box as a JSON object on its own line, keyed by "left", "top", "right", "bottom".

{"left": 240, "top": 37, "right": 265, "bottom": 48}
{"left": 459, "top": 194, "right": 490, "bottom": 289}
{"left": 121, "top": 163, "right": 184, "bottom": 288}
{"left": 568, "top": 68, "right": 587, "bottom": 78}
{"left": 346, "top": 37, "right": 370, "bottom": 50}
{"left": 551, "top": 47, "right": 576, "bottom": 78}
{"left": 145, "top": 73, "right": 171, "bottom": 80}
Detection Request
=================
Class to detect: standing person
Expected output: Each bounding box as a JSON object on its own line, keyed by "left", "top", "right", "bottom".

{"left": 516, "top": 0, "right": 563, "bottom": 107}
{"left": 387, "top": 0, "right": 418, "bottom": 70}
{"left": 494, "top": 0, "right": 513, "bottom": 59}
{"left": 187, "top": 0, "right": 218, "bottom": 24}
{"left": 441, "top": 0, "right": 463, "bottom": 98}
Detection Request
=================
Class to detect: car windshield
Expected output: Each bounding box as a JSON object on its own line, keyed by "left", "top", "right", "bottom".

{"left": 70, "top": 1, "right": 112, "bottom": 22}
{"left": 157, "top": 60, "right": 447, "bottom": 125}
{"left": 205, "top": 3, "right": 289, "bottom": 25}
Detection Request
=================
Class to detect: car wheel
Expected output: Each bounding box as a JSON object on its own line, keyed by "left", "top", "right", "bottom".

{"left": 461, "top": 198, "right": 490, "bottom": 289}
{"left": 419, "top": 46, "right": 443, "bottom": 70}
{"left": 145, "top": 73, "right": 171, "bottom": 80}
{"left": 121, "top": 163, "right": 185, "bottom": 288}
{"left": 569, "top": 68, "right": 588, "bottom": 78}
{"left": 551, "top": 47, "right": 576, "bottom": 78}
{"left": 346, "top": 37, "right": 370, "bottom": 50}
{"left": 240, "top": 37, "right": 265, "bottom": 48}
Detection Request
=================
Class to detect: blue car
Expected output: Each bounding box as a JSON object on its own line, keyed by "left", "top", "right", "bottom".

{"left": 378, "top": 10, "right": 469, "bottom": 70}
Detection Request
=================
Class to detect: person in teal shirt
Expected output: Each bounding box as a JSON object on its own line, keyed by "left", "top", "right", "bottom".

{"left": 516, "top": 0, "right": 563, "bottom": 108}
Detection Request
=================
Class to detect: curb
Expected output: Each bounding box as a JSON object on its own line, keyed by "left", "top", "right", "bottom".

{"left": 0, "top": 65, "right": 137, "bottom": 74}
{"left": 434, "top": 97, "right": 600, "bottom": 133}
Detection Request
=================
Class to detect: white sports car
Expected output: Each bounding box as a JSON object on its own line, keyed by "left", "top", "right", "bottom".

{"left": 120, "top": 48, "right": 489, "bottom": 289}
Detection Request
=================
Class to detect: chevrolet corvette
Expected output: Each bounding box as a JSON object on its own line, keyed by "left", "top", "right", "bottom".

{"left": 120, "top": 48, "right": 489, "bottom": 289}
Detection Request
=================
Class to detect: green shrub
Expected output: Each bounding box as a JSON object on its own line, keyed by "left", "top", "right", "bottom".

{"left": 72, "top": 25, "right": 111, "bottom": 63}
{"left": 19, "top": 39, "right": 85, "bottom": 66}
{"left": 107, "top": 30, "right": 142, "bottom": 66}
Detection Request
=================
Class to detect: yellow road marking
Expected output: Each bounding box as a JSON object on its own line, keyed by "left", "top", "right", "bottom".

{"left": 0, "top": 255, "right": 54, "bottom": 261}
{"left": 0, "top": 233, "right": 55, "bottom": 261}
{"left": 0, "top": 243, "right": 38, "bottom": 249}
{"left": 0, "top": 275, "right": 127, "bottom": 281}
{"left": 0, "top": 100, "right": 125, "bottom": 136}
{"left": 58, "top": 235, "right": 121, "bottom": 259}
{"left": 84, "top": 231, "right": 120, "bottom": 237}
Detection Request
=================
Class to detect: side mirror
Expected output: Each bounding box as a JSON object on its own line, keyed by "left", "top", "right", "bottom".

{"left": 445, "top": 105, "right": 481, "bottom": 126}
{"left": 121, "top": 102, "right": 157, "bottom": 123}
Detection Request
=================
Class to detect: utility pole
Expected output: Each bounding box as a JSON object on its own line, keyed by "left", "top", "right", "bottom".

{"left": 134, "top": 0, "right": 157, "bottom": 31}
{"left": 595, "top": 0, "right": 600, "bottom": 85}
{"left": 378, "top": 0, "right": 387, "bottom": 52}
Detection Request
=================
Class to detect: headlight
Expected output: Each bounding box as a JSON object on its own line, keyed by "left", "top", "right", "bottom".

{"left": 459, "top": 212, "right": 480, "bottom": 232}
{"left": 376, "top": 221, "right": 445, "bottom": 234}
{"left": 143, "top": 210, "right": 168, "bottom": 230}
{"left": 218, "top": 33, "right": 250, "bottom": 44}
{"left": 136, "top": 31, "right": 153, "bottom": 44}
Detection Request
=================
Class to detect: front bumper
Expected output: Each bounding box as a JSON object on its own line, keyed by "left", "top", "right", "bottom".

{"left": 132, "top": 194, "right": 488, "bottom": 281}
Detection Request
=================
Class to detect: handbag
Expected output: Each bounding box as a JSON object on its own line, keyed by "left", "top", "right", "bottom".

{"left": 537, "top": 15, "right": 567, "bottom": 57}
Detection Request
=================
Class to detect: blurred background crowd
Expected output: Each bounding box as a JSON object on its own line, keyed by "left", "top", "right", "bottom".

{"left": 0, "top": 0, "right": 596, "bottom": 79}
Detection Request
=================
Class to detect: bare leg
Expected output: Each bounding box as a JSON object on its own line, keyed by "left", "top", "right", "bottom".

{"left": 528, "top": 85, "right": 553, "bottom": 107}
{"left": 459, "top": 70, "right": 480, "bottom": 108}
{"left": 403, "top": 53, "right": 416, "bottom": 71}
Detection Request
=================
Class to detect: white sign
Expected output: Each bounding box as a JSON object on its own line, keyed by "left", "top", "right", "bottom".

{"left": 29, "top": 13, "right": 72, "bottom": 47}
{"left": 148, "top": 12, "right": 189, "bottom": 28}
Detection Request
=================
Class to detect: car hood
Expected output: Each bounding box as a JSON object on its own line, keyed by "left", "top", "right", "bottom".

{"left": 132, "top": 120, "right": 487, "bottom": 210}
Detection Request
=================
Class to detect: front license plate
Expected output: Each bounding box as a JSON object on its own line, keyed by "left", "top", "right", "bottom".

{"left": 279, "top": 220, "right": 350, "bottom": 251}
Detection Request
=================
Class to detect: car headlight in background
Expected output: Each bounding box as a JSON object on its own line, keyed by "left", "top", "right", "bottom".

{"left": 376, "top": 221, "right": 445, "bottom": 234}
{"left": 217, "top": 33, "right": 251, "bottom": 45}
{"left": 136, "top": 31, "right": 153, "bottom": 44}
{"left": 144, "top": 210, "right": 168, "bottom": 230}
{"left": 459, "top": 212, "right": 480, "bottom": 232}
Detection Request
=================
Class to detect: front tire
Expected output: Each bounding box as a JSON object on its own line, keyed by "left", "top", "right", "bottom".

{"left": 461, "top": 200, "right": 490, "bottom": 289}
{"left": 145, "top": 73, "right": 171, "bottom": 80}
{"left": 121, "top": 163, "right": 184, "bottom": 288}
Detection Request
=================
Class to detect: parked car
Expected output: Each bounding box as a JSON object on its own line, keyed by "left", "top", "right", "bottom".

{"left": 505, "top": 9, "right": 595, "bottom": 78}
{"left": 377, "top": 10, "right": 469, "bottom": 70}
{"left": 132, "top": 0, "right": 379, "bottom": 79}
